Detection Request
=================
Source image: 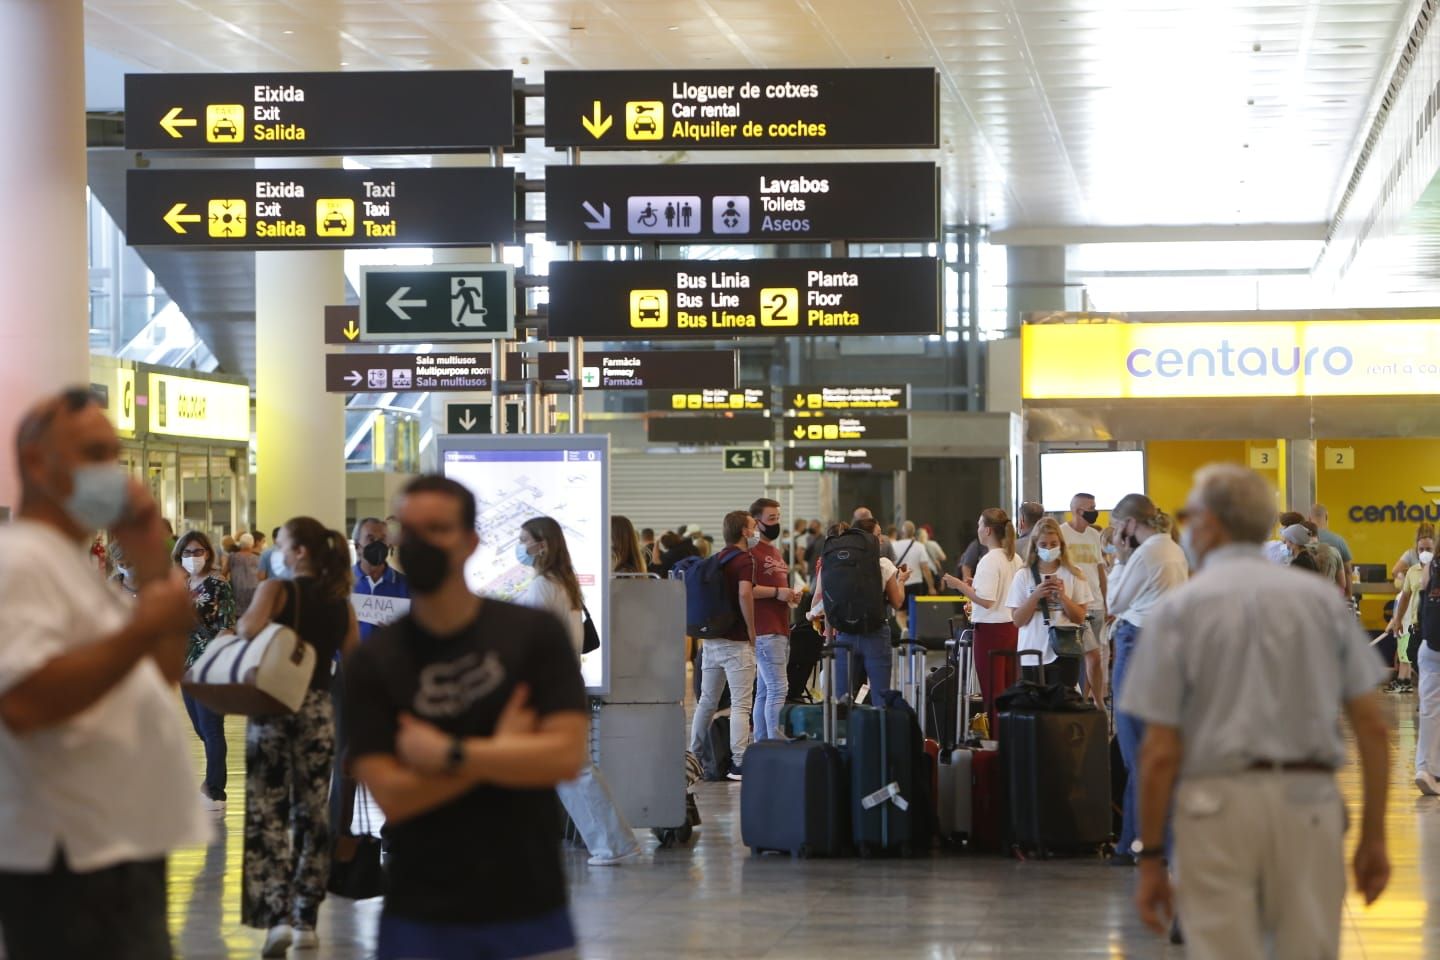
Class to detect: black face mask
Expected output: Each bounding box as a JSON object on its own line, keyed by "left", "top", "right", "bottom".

{"left": 362, "top": 541, "right": 390, "bottom": 567}
{"left": 759, "top": 522, "right": 782, "bottom": 542}
{"left": 1080, "top": 510, "right": 1100, "bottom": 525}
{"left": 398, "top": 533, "right": 450, "bottom": 594}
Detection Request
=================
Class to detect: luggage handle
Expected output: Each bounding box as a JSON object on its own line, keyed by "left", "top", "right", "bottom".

{"left": 990, "top": 648, "right": 1045, "bottom": 685}
{"left": 820, "top": 642, "right": 839, "bottom": 746}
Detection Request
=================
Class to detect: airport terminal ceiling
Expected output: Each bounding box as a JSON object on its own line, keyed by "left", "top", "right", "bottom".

{"left": 82, "top": 0, "right": 1416, "bottom": 232}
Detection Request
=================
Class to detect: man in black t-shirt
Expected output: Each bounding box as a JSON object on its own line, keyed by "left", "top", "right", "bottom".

{"left": 346, "top": 475, "right": 588, "bottom": 960}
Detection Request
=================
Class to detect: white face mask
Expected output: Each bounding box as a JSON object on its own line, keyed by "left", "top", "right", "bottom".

{"left": 1037, "top": 546, "right": 1061, "bottom": 564}
{"left": 1180, "top": 527, "right": 1199, "bottom": 569}
{"left": 182, "top": 556, "right": 206, "bottom": 576}
{"left": 1421, "top": 550, "right": 1435, "bottom": 566}
{"left": 270, "top": 551, "right": 290, "bottom": 577}
{"left": 746, "top": 533, "right": 761, "bottom": 549}
{"left": 64, "top": 462, "right": 130, "bottom": 531}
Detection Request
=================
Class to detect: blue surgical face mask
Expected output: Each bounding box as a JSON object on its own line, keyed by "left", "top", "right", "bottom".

{"left": 64, "top": 462, "right": 130, "bottom": 531}
{"left": 1102, "top": 543, "right": 1118, "bottom": 556}
{"left": 1037, "top": 546, "right": 1062, "bottom": 564}
{"left": 516, "top": 542, "right": 536, "bottom": 566}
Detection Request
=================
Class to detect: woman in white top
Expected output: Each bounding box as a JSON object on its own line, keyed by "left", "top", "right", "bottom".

{"left": 515, "top": 516, "right": 641, "bottom": 866}
{"left": 1006, "top": 517, "right": 1095, "bottom": 692}
{"left": 942, "top": 508, "right": 1025, "bottom": 723}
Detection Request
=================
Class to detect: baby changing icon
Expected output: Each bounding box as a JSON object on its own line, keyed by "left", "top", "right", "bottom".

{"left": 451, "top": 277, "right": 488, "bottom": 328}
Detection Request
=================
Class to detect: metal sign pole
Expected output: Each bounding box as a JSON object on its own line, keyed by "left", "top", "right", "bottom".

{"left": 568, "top": 146, "right": 584, "bottom": 434}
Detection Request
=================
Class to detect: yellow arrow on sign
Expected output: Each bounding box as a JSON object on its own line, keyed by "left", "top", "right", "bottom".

{"left": 581, "top": 100, "right": 613, "bottom": 139}
{"left": 793, "top": 426, "right": 807, "bottom": 439}
{"left": 159, "top": 106, "right": 197, "bottom": 139}
{"left": 163, "top": 202, "right": 201, "bottom": 234}
{"left": 342, "top": 319, "right": 360, "bottom": 341}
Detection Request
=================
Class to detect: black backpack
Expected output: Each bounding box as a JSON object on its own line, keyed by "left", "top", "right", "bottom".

{"left": 821, "top": 529, "right": 887, "bottom": 634}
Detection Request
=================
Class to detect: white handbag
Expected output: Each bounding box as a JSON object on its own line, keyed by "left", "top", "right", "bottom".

{"left": 182, "top": 617, "right": 316, "bottom": 717}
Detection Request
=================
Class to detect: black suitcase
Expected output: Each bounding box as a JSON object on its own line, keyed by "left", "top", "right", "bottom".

{"left": 998, "top": 655, "right": 1110, "bottom": 856}
{"left": 696, "top": 715, "right": 732, "bottom": 781}
{"left": 849, "top": 698, "right": 923, "bottom": 857}
{"left": 741, "top": 646, "right": 849, "bottom": 857}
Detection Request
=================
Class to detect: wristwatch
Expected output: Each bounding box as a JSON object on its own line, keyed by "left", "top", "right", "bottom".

{"left": 445, "top": 735, "right": 465, "bottom": 774}
{"left": 1132, "top": 839, "right": 1165, "bottom": 861}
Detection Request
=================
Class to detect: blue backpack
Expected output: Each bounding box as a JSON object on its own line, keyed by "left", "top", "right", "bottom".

{"left": 672, "top": 546, "right": 749, "bottom": 639}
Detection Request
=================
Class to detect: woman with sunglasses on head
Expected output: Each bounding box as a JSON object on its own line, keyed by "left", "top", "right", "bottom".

{"left": 173, "top": 530, "right": 237, "bottom": 814}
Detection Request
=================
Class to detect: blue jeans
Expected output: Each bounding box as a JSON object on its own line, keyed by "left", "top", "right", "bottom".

{"left": 1113, "top": 619, "right": 1150, "bottom": 858}
{"left": 556, "top": 763, "right": 640, "bottom": 862}
{"left": 183, "top": 691, "right": 227, "bottom": 801}
{"left": 378, "top": 907, "right": 576, "bottom": 960}
{"left": 834, "top": 626, "right": 894, "bottom": 701}
{"left": 752, "top": 633, "right": 789, "bottom": 742}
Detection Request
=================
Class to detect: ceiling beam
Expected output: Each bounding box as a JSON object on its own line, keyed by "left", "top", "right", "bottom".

{"left": 989, "top": 223, "right": 1329, "bottom": 246}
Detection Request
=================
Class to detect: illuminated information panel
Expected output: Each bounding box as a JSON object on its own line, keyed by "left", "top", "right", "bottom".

{"left": 783, "top": 414, "right": 909, "bottom": 442}
{"left": 545, "top": 162, "right": 938, "bottom": 243}
{"left": 781, "top": 384, "right": 909, "bottom": 411}
{"left": 535, "top": 351, "right": 736, "bottom": 390}
{"left": 147, "top": 373, "right": 250, "bottom": 443}
{"left": 124, "top": 71, "right": 514, "bottom": 153}
{"left": 548, "top": 259, "right": 941, "bottom": 340}
{"left": 544, "top": 69, "right": 938, "bottom": 149}
{"left": 783, "top": 445, "right": 911, "bottom": 473}
{"left": 440, "top": 436, "right": 610, "bottom": 693}
{"left": 649, "top": 388, "right": 767, "bottom": 412}
{"left": 127, "top": 167, "right": 515, "bottom": 249}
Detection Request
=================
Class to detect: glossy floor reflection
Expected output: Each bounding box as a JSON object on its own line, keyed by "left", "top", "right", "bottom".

{"left": 168, "top": 695, "right": 1431, "bottom": 959}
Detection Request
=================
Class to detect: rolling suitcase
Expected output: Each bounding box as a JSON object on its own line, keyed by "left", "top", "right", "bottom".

{"left": 849, "top": 694, "right": 925, "bottom": 857}
{"left": 696, "top": 714, "right": 732, "bottom": 782}
{"left": 998, "top": 655, "right": 1110, "bottom": 857}
{"left": 936, "top": 625, "right": 1003, "bottom": 850}
{"left": 741, "top": 647, "right": 850, "bottom": 857}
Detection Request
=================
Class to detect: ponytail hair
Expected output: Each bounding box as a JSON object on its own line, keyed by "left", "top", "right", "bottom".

{"left": 980, "top": 507, "right": 1017, "bottom": 561}
{"left": 284, "top": 516, "right": 353, "bottom": 601}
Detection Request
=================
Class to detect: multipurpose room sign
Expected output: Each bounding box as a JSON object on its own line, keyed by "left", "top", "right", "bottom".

{"left": 123, "top": 71, "right": 515, "bottom": 153}
{"left": 543, "top": 69, "right": 939, "bottom": 149}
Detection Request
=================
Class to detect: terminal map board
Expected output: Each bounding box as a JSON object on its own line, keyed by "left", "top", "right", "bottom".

{"left": 127, "top": 167, "right": 515, "bottom": 249}
{"left": 440, "top": 435, "right": 611, "bottom": 693}
{"left": 125, "top": 71, "right": 515, "bottom": 153}
{"left": 544, "top": 69, "right": 939, "bottom": 149}
{"left": 548, "top": 258, "right": 941, "bottom": 340}
{"left": 545, "top": 162, "right": 939, "bottom": 243}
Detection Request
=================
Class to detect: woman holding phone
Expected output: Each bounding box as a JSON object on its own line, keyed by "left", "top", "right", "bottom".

{"left": 1005, "top": 517, "right": 1094, "bottom": 691}
{"left": 941, "top": 508, "right": 1024, "bottom": 724}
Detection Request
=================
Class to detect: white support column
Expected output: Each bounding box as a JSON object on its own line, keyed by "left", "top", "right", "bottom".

{"left": 255, "top": 162, "right": 346, "bottom": 530}
{"left": 0, "top": 0, "right": 87, "bottom": 513}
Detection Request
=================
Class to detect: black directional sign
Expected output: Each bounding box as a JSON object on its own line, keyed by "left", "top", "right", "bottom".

{"left": 535, "top": 350, "right": 737, "bottom": 390}
{"left": 649, "top": 388, "right": 767, "bottom": 412}
{"left": 545, "top": 163, "right": 938, "bottom": 243}
{"left": 548, "top": 258, "right": 940, "bottom": 340}
{"left": 544, "top": 69, "right": 938, "bottom": 149}
{"left": 784, "top": 446, "right": 912, "bottom": 473}
{"left": 325, "top": 353, "right": 492, "bottom": 393}
{"left": 124, "top": 71, "right": 515, "bottom": 154}
{"left": 361, "top": 265, "right": 514, "bottom": 342}
{"left": 783, "top": 414, "right": 909, "bottom": 442}
{"left": 126, "top": 168, "right": 515, "bottom": 249}
{"left": 723, "top": 448, "right": 773, "bottom": 471}
{"left": 324, "top": 306, "right": 362, "bottom": 345}
{"left": 782, "top": 384, "right": 909, "bottom": 411}
{"left": 446, "top": 402, "right": 520, "bottom": 435}
{"left": 648, "top": 414, "right": 774, "bottom": 444}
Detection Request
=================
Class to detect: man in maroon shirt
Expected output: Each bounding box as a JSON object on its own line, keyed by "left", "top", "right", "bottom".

{"left": 749, "top": 498, "right": 796, "bottom": 743}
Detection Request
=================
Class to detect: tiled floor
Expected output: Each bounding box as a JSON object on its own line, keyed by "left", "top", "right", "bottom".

{"left": 168, "top": 695, "right": 1434, "bottom": 959}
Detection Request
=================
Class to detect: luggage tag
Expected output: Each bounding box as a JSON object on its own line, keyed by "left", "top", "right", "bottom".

{"left": 861, "top": 781, "right": 910, "bottom": 812}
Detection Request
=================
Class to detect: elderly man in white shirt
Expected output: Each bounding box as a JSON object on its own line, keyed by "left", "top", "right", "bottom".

{"left": 1106, "top": 493, "right": 1190, "bottom": 867}
{"left": 0, "top": 387, "right": 209, "bottom": 960}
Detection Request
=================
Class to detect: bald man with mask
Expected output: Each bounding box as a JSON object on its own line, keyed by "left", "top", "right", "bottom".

{"left": 0, "top": 387, "right": 208, "bottom": 960}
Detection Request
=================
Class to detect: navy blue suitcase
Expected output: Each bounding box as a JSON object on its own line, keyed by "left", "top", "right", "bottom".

{"left": 849, "top": 699, "right": 922, "bottom": 857}
{"left": 741, "top": 646, "right": 850, "bottom": 857}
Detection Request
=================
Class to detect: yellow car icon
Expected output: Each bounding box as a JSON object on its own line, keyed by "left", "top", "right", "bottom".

{"left": 210, "top": 117, "right": 239, "bottom": 140}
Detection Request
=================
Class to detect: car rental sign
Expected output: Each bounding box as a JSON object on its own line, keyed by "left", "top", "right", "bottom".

{"left": 543, "top": 69, "right": 939, "bottom": 149}
{"left": 547, "top": 258, "right": 941, "bottom": 340}
{"left": 1021, "top": 319, "right": 1440, "bottom": 399}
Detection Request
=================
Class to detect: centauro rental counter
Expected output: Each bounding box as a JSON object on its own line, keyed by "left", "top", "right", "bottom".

{"left": 1019, "top": 309, "right": 1440, "bottom": 630}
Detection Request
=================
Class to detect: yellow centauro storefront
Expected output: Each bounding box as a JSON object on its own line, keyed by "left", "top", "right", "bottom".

{"left": 1021, "top": 310, "right": 1440, "bottom": 630}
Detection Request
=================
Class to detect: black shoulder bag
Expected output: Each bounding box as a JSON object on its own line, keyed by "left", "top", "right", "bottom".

{"left": 1032, "top": 566, "right": 1085, "bottom": 659}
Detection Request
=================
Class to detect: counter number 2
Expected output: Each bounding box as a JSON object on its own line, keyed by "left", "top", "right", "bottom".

{"left": 1325, "top": 446, "right": 1354, "bottom": 471}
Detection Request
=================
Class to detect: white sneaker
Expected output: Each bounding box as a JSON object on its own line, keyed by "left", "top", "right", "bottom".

{"left": 587, "top": 849, "right": 641, "bottom": 866}
{"left": 1416, "top": 771, "right": 1439, "bottom": 797}
{"left": 200, "top": 788, "right": 225, "bottom": 813}
{"left": 261, "top": 925, "right": 293, "bottom": 957}
{"left": 293, "top": 928, "right": 318, "bottom": 950}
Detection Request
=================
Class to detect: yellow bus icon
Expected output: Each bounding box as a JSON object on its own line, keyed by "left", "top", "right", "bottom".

{"left": 629, "top": 289, "right": 668, "bottom": 328}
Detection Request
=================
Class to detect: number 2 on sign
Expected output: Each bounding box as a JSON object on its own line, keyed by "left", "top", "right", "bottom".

{"left": 1326, "top": 447, "right": 1355, "bottom": 470}
{"left": 760, "top": 287, "right": 799, "bottom": 327}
